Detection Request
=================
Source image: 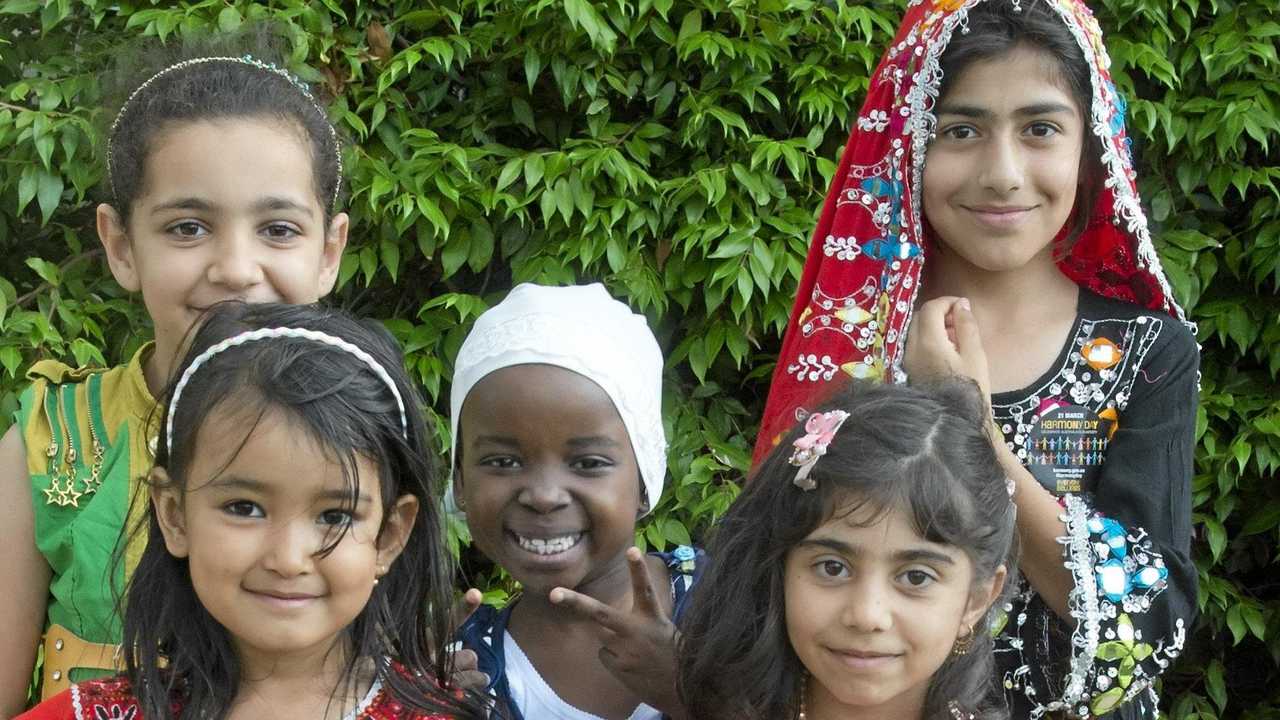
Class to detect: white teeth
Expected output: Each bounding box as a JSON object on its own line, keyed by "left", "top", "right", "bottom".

{"left": 513, "top": 532, "right": 583, "bottom": 555}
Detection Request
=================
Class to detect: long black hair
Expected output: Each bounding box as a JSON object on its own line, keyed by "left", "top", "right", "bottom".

{"left": 677, "top": 380, "right": 1018, "bottom": 720}
{"left": 935, "top": 0, "right": 1103, "bottom": 251}
{"left": 120, "top": 301, "right": 488, "bottom": 720}
{"left": 101, "top": 27, "right": 343, "bottom": 224}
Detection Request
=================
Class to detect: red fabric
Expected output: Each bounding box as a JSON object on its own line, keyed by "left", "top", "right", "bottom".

{"left": 17, "top": 674, "right": 456, "bottom": 720}
{"left": 17, "top": 677, "right": 147, "bottom": 720}
{"left": 753, "top": 0, "right": 1185, "bottom": 464}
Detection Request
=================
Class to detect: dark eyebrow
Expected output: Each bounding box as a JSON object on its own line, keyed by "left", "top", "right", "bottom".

{"left": 148, "top": 196, "right": 314, "bottom": 217}
{"left": 205, "top": 476, "right": 370, "bottom": 505}
{"left": 206, "top": 476, "right": 270, "bottom": 493}
{"left": 796, "top": 537, "right": 860, "bottom": 556}
{"left": 316, "top": 489, "right": 374, "bottom": 505}
{"left": 151, "top": 197, "right": 214, "bottom": 213}
{"left": 566, "top": 436, "right": 619, "bottom": 449}
{"left": 251, "top": 196, "right": 315, "bottom": 217}
{"left": 797, "top": 536, "right": 957, "bottom": 566}
{"left": 894, "top": 548, "right": 957, "bottom": 566}
{"left": 935, "top": 102, "right": 1076, "bottom": 119}
{"left": 471, "top": 434, "right": 521, "bottom": 449}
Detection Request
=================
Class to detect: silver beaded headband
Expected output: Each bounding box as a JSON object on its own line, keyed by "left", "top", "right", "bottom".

{"left": 107, "top": 55, "right": 343, "bottom": 210}
{"left": 166, "top": 327, "right": 408, "bottom": 452}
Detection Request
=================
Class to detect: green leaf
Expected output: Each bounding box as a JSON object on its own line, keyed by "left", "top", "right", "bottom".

{"left": 70, "top": 338, "right": 105, "bottom": 368}
{"left": 553, "top": 178, "right": 574, "bottom": 223}
{"left": 380, "top": 238, "right": 400, "bottom": 280}
{"left": 416, "top": 195, "right": 450, "bottom": 239}
{"left": 25, "top": 257, "right": 60, "bottom": 286}
{"left": 1227, "top": 603, "right": 1247, "bottom": 645}
{"left": 1243, "top": 605, "right": 1267, "bottom": 640}
{"left": 16, "top": 165, "right": 36, "bottom": 214}
{"left": 1241, "top": 501, "right": 1280, "bottom": 535}
{"left": 217, "top": 6, "right": 242, "bottom": 32}
{"left": 467, "top": 220, "right": 495, "bottom": 272}
{"left": 496, "top": 157, "right": 523, "bottom": 192}
{"left": 441, "top": 237, "right": 468, "bottom": 277}
{"left": 524, "top": 48, "right": 542, "bottom": 93}
{"left": 512, "top": 96, "right": 535, "bottom": 131}
{"left": 0, "top": 347, "right": 20, "bottom": 378}
{"left": 1206, "top": 660, "right": 1227, "bottom": 711}
{"left": 524, "top": 154, "right": 546, "bottom": 189}
{"left": 1203, "top": 516, "right": 1228, "bottom": 560}
{"left": 660, "top": 517, "right": 691, "bottom": 546}
{"left": 677, "top": 9, "right": 701, "bottom": 45}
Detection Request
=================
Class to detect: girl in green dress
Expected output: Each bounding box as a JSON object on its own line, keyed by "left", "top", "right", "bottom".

{"left": 0, "top": 38, "right": 349, "bottom": 713}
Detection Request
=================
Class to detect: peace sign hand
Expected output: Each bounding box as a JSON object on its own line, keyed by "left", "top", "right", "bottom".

{"left": 549, "top": 547, "right": 690, "bottom": 720}
{"left": 449, "top": 588, "right": 491, "bottom": 693}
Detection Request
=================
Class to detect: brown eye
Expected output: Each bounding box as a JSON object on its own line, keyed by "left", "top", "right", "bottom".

{"left": 814, "top": 559, "right": 849, "bottom": 579}
{"left": 318, "top": 509, "right": 354, "bottom": 527}
{"left": 263, "top": 223, "right": 302, "bottom": 241}
{"left": 899, "top": 569, "right": 937, "bottom": 588}
{"left": 168, "top": 221, "right": 208, "bottom": 240}
{"left": 1026, "top": 122, "right": 1060, "bottom": 138}
{"left": 223, "top": 500, "right": 263, "bottom": 518}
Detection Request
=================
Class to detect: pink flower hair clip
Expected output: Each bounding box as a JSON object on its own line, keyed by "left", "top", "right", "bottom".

{"left": 788, "top": 409, "right": 851, "bottom": 491}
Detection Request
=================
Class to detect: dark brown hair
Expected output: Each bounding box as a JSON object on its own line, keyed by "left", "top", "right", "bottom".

{"left": 677, "top": 380, "right": 1018, "bottom": 720}
{"left": 102, "top": 28, "right": 343, "bottom": 225}
{"left": 121, "top": 302, "right": 489, "bottom": 720}
{"left": 936, "top": 0, "right": 1104, "bottom": 251}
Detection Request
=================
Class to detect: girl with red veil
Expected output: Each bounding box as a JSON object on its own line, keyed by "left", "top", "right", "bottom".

{"left": 755, "top": 1, "right": 1198, "bottom": 717}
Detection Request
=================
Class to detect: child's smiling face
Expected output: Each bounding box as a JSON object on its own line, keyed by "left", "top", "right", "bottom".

{"left": 923, "top": 44, "right": 1085, "bottom": 274}
{"left": 783, "top": 498, "right": 1003, "bottom": 717}
{"left": 457, "top": 364, "right": 643, "bottom": 597}
{"left": 99, "top": 117, "right": 347, "bottom": 374}
{"left": 152, "top": 403, "right": 415, "bottom": 668}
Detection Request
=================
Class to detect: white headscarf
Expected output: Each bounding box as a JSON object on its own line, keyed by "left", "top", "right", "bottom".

{"left": 448, "top": 283, "right": 667, "bottom": 514}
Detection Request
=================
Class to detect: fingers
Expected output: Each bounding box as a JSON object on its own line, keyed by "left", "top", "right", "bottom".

{"left": 450, "top": 669, "right": 491, "bottom": 693}
{"left": 453, "top": 587, "right": 484, "bottom": 628}
{"left": 626, "top": 547, "right": 662, "bottom": 617}
{"left": 946, "top": 297, "right": 992, "bottom": 399}
{"left": 446, "top": 647, "right": 489, "bottom": 692}
{"left": 550, "top": 586, "right": 627, "bottom": 633}
{"left": 948, "top": 297, "right": 982, "bottom": 355}
{"left": 905, "top": 296, "right": 963, "bottom": 379}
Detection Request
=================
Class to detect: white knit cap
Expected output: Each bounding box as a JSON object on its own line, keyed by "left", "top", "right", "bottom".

{"left": 448, "top": 283, "right": 667, "bottom": 515}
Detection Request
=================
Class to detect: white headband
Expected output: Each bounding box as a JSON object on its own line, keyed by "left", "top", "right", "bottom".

{"left": 166, "top": 327, "right": 407, "bottom": 452}
{"left": 448, "top": 283, "right": 668, "bottom": 515}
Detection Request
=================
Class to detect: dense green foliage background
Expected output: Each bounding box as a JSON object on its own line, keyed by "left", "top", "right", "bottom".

{"left": 0, "top": 0, "right": 1276, "bottom": 716}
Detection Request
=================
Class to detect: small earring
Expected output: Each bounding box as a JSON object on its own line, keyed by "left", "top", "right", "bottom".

{"left": 952, "top": 624, "right": 976, "bottom": 656}
{"left": 928, "top": 132, "right": 938, "bottom": 143}
{"left": 373, "top": 564, "right": 386, "bottom": 586}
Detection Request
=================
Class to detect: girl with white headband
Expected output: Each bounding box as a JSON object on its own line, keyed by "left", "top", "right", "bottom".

{"left": 0, "top": 33, "right": 350, "bottom": 710}
{"left": 452, "top": 283, "right": 700, "bottom": 720}
{"left": 17, "top": 301, "right": 490, "bottom": 720}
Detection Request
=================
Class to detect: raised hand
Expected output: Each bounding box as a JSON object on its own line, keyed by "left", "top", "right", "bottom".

{"left": 450, "top": 587, "right": 490, "bottom": 692}
{"left": 904, "top": 296, "right": 992, "bottom": 400}
{"left": 548, "top": 547, "right": 688, "bottom": 719}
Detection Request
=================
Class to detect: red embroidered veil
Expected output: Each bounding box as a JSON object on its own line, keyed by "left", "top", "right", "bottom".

{"left": 753, "top": 0, "right": 1189, "bottom": 463}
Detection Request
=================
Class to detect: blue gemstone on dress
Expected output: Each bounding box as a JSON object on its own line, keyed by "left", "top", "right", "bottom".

{"left": 1133, "top": 565, "right": 1167, "bottom": 589}
{"left": 1096, "top": 558, "right": 1131, "bottom": 602}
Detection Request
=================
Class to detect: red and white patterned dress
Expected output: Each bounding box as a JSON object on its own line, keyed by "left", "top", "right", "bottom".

{"left": 19, "top": 674, "right": 456, "bottom": 720}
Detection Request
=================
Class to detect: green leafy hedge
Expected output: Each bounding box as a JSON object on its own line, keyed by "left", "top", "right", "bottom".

{"left": 1, "top": 1, "right": 1275, "bottom": 716}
